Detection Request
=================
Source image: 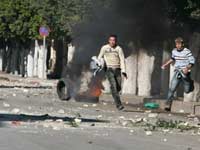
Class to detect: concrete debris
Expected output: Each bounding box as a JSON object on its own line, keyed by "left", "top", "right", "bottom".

{"left": 179, "top": 109, "right": 185, "bottom": 113}
{"left": 130, "top": 130, "right": 134, "bottom": 133}
{"left": 148, "top": 113, "right": 158, "bottom": 118}
{"left": 23, "top": 89, "right": 29, "bottom": 93}
{"left": 145, "top": 131, "right": 152, "bottom": 136}
{"left": 119, "top": 116, "right": 125, "bottom": 119}
{"left": 145, "top": 110, "right": 152, "bottom": 113}
{"left": 11, "top": 108, "right": 20, "bottom": 114}
{"left": 3, "top": 102, "right": 10, "bottom": 108}
{"left": 56, "top": 119, "right": 63, "bottom": 123}
{"left": 57, "top": 109, "right": 65, "bottom": 114}
{"left": 97, "top": 115, "right": 103, "bottom": 119}
{"left": 162, "top": 129, "right": 170, "bottom": 134}
{"left": 193, "top": 117, "right": 199, "bottom": 123}
{"left": 122, "top": 121, "right": 128, "bottom": 127}
{"left": 12, "top": 93, "right": 16, "bottom": 97}
{"left": 92, "top": 104, "right": 97, "bottom": 107}
{"left": 74, "top": 118, "right": 82, "bottom": 124}
{"left": 187, "top": 114, "right": 196, "bottom": 118}
{"left": 103, "top": 102, "right": 107, "bottom": 106}
{"left": 135, "top": 118, "right": 143, "bottom": 123}
{"left": 163, "top": 138, "right": 167, "bottom": 142}
{"left": 83, "top": 104, "right": 89, "bottom": 107}
{"left": 52, "top": 126, "right": 60, "bottom": 131}
{"left": 168, "top": 114, "right": 172, "bottom": 117}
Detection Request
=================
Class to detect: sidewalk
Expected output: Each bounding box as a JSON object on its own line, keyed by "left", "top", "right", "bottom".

{"left": 1, "top": 72, "right": 200, "bottom": 116}
{"left": 99, "top": 94, "right": 200, "bottom": 116}
{"left": 0, "top": 72, "right": 57, "bottom": 88}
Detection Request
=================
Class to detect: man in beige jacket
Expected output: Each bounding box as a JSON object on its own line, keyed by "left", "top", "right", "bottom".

{"left": 98, "top": 35, "right": 127, "bottom": 110}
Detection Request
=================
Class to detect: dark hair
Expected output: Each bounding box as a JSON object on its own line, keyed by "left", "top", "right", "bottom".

{"left": 175, "top": 37, "right": 184, "bottom": 44}
{"left": 108, "top": 34, "right": 118, "bottom": 40}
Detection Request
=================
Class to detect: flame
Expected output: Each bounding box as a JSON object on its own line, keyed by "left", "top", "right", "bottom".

{"left": 90, "top": 86, "right": 102, "bottom": 97}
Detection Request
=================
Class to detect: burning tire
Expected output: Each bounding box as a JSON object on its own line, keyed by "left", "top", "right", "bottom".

{"left": 57, "top": 78, "right": 71, "bottom": 101}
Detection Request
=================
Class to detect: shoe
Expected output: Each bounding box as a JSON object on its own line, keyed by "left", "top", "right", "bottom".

{"left": 164, "top": 101, "right": 172, "bottom": 112}
{"left": 117, "top": 105, "right": 124, "bottom": 111}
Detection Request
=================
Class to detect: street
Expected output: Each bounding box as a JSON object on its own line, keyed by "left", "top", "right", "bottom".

{"left": 0, "top": 87, "right": 200, "bottom": 150}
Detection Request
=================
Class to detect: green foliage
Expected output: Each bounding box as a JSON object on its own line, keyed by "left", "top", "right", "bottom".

{"left": 167, "top": 0, "right": 200, "bottom": 25}
{"left": 0, "top": 0, "right": 92, "bottom": 42}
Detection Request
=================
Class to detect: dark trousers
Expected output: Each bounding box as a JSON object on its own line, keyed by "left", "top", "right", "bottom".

{"left": 167, "top": 70, "right": 194, "bottom": 103}
{"left": 106, "top": 68, "right": 122, "bottom": 107}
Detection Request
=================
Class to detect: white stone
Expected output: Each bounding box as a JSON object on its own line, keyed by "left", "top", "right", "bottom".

{"left": 130, "top": 130, "right": 134, "bottom": 133}
{"left": 179, "top": 109, "right": 185, "bottom": 113}
{"left": 11, "top": 108, "right": 20, "bottom": 114}
{"left": 148, "top": 113, "right": 158, "bottom": 118}
{"left": 97, "top": 115, "right": 103, "bottom": 119}
{"left": 52, "top": 126, "right": 60, "bottom": 131}
{"left": 57, "top": 109, "right": 65, "bottom": 114}
{"left": 3, "top": 102, "right": 10, "bottom": 108}
{"left": 83, "top": 104, "right": 89, "bottom": 107}
{"left": 103, "top": 102, "right": 107, "bottom": 106}
{"left": 92, "top": 104, "right": 97, "bottom": 107}
{"left": 23, "top": 89, "right": 29, "bottom": 93}
{"left": 163, "top": 138, "right": 167, "bottom": 142}
{"left": 145, "top": 131, "right": 152, "bottom": 136}
{"left": 119, "top": 116, "right": 125, "bottom": 119}
{"left": 74, "top": 118, "right": 82, "bottom": 124}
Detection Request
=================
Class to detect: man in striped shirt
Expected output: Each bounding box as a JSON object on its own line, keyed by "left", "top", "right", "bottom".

{"left": 161, "top": 37, "right": 195, "bottom": 111}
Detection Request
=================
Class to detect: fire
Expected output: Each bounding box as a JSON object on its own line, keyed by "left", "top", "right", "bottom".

{"left": 90, "top": 86, "right": 102, "bottom": 97}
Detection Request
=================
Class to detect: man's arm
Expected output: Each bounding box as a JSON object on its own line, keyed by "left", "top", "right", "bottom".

{"left": 161, "top": 59, "right": 174, "bottom": 69}
{"left": 98, "top": 46, "right": 105, "bottom": 59}
{"left": 182, "top": 49, "right": 195, "bottom": 74}
{"left": 118, "top": 48, "right": 127, "bottom": 79}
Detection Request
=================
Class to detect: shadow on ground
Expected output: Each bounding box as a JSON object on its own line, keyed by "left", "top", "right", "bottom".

{"left": 0, "top": 113, "right": 109, "bottom": 123}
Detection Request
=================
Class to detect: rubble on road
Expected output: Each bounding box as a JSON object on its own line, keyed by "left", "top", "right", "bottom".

{"left": 145, "top": 131, "right": 152, "bottom": 136}
{"left": 11, "top": 108, "right": 20, "bottom": 114}
{"left": 3, "top": 102, "right": 10, "bottom": 108}
{"left": 57, "top": 109, "right": 65, "bottom": 114}
{"left": 118, "top": 114, "right": 200, "bottom": 135}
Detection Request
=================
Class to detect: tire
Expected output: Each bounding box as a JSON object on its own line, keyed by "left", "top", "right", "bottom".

{"left": 57, "top": 78, "right": 71, "bottom": 101}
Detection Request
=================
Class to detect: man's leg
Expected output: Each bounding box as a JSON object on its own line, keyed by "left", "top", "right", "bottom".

{"left": 106, "top": 69, "right": 123, "bottom": 109}
{"left": 115, "top": 68, "right": 122, "bottom": 92}
{"left": 166, "top": 72, "right": 181, "bottom": 110}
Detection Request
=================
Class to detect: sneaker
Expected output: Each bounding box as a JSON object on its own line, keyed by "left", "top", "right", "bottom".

{"left": 164, "top": 101, "right": 172, "bottom": 112}
{"left": 117, "top": 105, "right": 125, "bottom": 111}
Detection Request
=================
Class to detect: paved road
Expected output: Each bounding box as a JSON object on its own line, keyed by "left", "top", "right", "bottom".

{"left": 0, "top": 88, "right": 199, "bottom": 150}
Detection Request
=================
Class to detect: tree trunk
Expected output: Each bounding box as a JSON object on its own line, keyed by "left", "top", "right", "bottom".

{"left": 0, "top": 49, "right": 3, "bottom": 71}
{"left": 137, "top": 49, "right": 155, "bottom": 96}
{"left": 33, "top": 40, "right": 39, "bottom": 77}
{"left": 38, "top": 45, "right": 47, "bottom": 79}
{"left": 67, "top": 43, "right": 75, "bottom": 65}
{"left": 27, "top": 51, "right": 34, "bottom": 77}
{"left": 184, "top": 32, "right": 200, "bottom": 102}
{"left": 161, "top": 48, "right": 170, "bottom": 96}
{"left": 122, "top": 54, "right": 137, "bottom": 94}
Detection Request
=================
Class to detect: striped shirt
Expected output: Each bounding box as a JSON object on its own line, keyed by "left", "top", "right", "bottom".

{"left": 171, "top": 48, "right": 195, "bottom": 69}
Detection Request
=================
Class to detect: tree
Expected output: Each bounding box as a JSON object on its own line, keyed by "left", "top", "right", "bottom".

{"left": 167, "top": 0, "right": 200, "bottom": 27}
{"left": 0, "top": 0, "right": 93, "bottom": 42}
